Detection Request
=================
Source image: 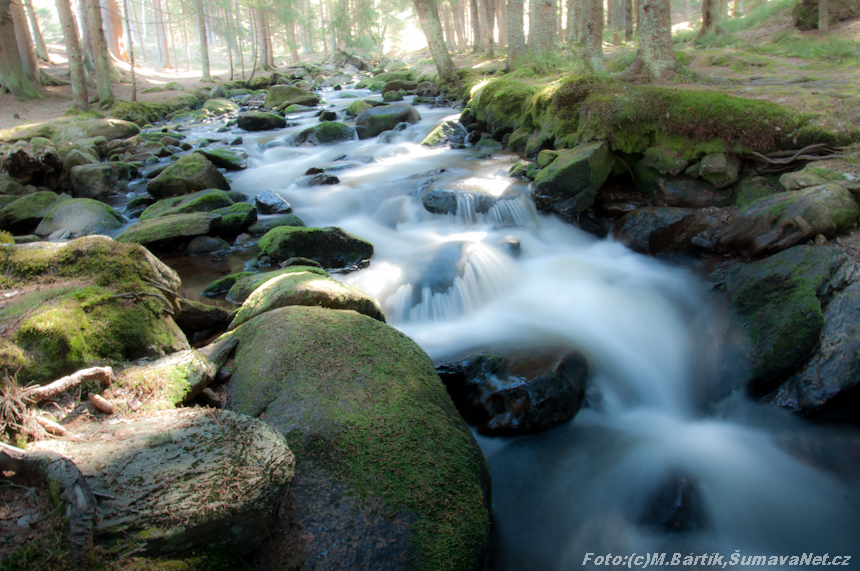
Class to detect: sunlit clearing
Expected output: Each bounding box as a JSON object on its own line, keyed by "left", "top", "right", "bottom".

{"left": 390, "top": 16, "right": 428, "bottom": 52}
{"left": 672, "top": 21, "right": 697, "bottom": 32}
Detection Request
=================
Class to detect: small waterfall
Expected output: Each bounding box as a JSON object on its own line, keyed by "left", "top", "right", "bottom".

{"left": 449, "top": 194, "right": 539, "bottom": 227}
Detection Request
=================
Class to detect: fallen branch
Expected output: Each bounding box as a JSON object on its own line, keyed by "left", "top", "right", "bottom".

{"left": 21, "top": 367, "right": 113, "bottom": 404}
{"left": 87, "top": 393, "right": 114, "bottom": 415}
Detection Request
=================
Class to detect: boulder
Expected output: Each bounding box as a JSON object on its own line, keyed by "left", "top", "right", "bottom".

{"left": 70, "top": 162, "right": 136, "bottom": 200}
{"left": 696, "top": 153, "right": 741, "bottom": 189}
{"left": 779, "top": 164, "right": 848, "bottom": 190}
{"left": 211, "top": 202, "right": 257, "bottom": 235}
{"left": 724, "top": 245, "right": 854, "bottom": 394}
{"left": 53, "top": 118, "right": 141, "bottom": 144}
{"left": 115, "top": 349, "right": 217, "bottom": 406}
{"left": 194, "top": 149, "right": 247, "bottom": 170}
{"left": 236, "top": 111, "right": 287, "bottom": 132}
{"left": 34, "top": 198, "right": 125, "bottom": 237}
{"left": 174, "top": 299, "right": 234, "bottom": 342}
{"left": 225, "top": 306, "right": 490, "bottom": 571}
{"left": 733, "top": 175, "right": 783, "bottom": 208}
{"left": 775, "top": 280, "right": 860, "bottom": 411}
{"left": 0, "top": 141, "right": 63, "bottom": 188}
{"left": 202, "top": 271, "right": 255, "bottom": 298}
{"left": 225, "top": 266, "right": 330, "bottom": 304}
{"left": 422, "top": 187, "right": 497, "bottom": 215}
{"left": 421, "top": 120, "right": 467, "bottom": 148}
{"left": 345, "top": 99, "right": 373, "bottom": 118}
{"left": 59, "top": 148, "right": 99, "bottom": 186}
{"left": 0, "top": 191, "right": 70, "bottom": 234}
{"left": 140, "top": 189, "right": 235, "bottom": 221}
{"left": 255, "top": 190, "right": 292, "bottom": 214}
{"left": 187, "top": 235, "right": 230, "bottom": 255}
{"left": 257, "top": 226, "right": 373, "bottom": 268}
{"left": 531, "top": 141, "right": 614, "bottom": 220}
{"left": 0, "top": 237, "right": 188, "bottom": 384}
{"left": 202, "top": 98, "right": 239, "bottom": 114}
{"left": 612, "top": 207, "right": 722, "bottom": 256}
{"left": 146, "top": 154, "right": 230, "bottom": 199}
{"left": 264, "top": 85, "right": 318, "bottom": 108}
{"left": 354, "top": 103, "right": 421, "bottom": 139}
{"left": 292, "top": 122, "right": 355, "bottom": 145}
{"left": 31, "top": 408, "right": 294, "bottom": 556}
{"left": 382, "top": 80, "right": 418, "bottom": 94}
{"left": 383, "top": 90, "right": 404, "bottom": 102}
{"left": 116, "top": 212, "right": 222, "bottom": 246}
{"left": 632, "top": 161, "right": 731, "bottom": 208}
{"left": 718, "top": 184, "right": 859, "bottom": 257}
{"left": 642, "top": 146, "right": 691, "bottom": 176}
{"left": 318, "top": 110, "right": 338, "bottom": 122}
{"left": 247, "top": 213, "right": 305, "bottom": 236}
{"left": 230, "top": 268, "right": 385, "bottom": 328}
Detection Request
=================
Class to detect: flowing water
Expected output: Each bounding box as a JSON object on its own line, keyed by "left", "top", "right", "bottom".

{"left": 156, "top": 90, "right": 860, "bottom": 568}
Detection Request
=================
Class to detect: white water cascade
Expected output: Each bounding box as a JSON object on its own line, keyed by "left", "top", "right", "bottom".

{"left": 183, "top": 88, "right": 860, "bottom": 569}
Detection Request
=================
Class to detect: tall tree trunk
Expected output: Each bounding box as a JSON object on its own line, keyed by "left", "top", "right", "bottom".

{"left": 122, "top": 0, "right": 136, "bottom": 100}
{"left": 476, "top": 0, "right": 489, "bottom": 48}
{"left": 103, "top": 0, "right": 127, "bottom": 62}
{"left": 265, "top": 16, "right": 275, "bottom": 68}
{"left": 413, "top": 0, "right": 462, "bottom": 88}
{"left": 574, "top": 0, "right": 586, "bottom": 41}
{"left": 625, "top": 0, "right": 633, "bottom": 40}
{"left": 22, "top": 0, "right": 49, "bottom": 61}
{"left": 470, "top": 0, "right": 481, "bottom": 49}
{"left": 819, "top": 0, "right": 828, "bottom": 32}
{"left": 77, "top": 0, "right": 95, "bottom": 69}
{"left": 86, "top": 0, "right": 113, "bottom": 104}
{"left": 234, "top": 0, "right": 244, "bottom": 76}
{"left": 181, "top": 1, "right": 191, "bottom": 71}
{"left": 484, "top": 0, "right": 495, "bottom": 56}
{"left": 557, "top": 0, "right": 564, "bottom": 38}
{"left": 152, "top": 0, "right": 170, "bottom": 66}
{"left": 623, "top": 0, "right": 675, "bottom": 78}
{"left": 169, "top": 6, "right": 179, "bottom": 74}
{"left": 194, "top": 0, "right": 210, "bottom": 80}
{"left": 10, "top": 0, "right": 39, "bottom": 83}
{"left": 452, "top": 0, "right": 467, "bottom": 45}
{"left": 286, "top": 21, "right": 299, "bottom": 63}
{"left": 719, "top": 0, "right": 728, "bottom": 20}
{"left": 696, "top": 0, "right": 720, "bottom": 37}
{"left": 565, "top": 0, "right": 575, "bottom": 41}
{"left": 529, "top": 0, "right": 557, "bottom": 56}
{"left": 443, "top": 4, "right": 455, "bottom": 49}
{"left": 55, "top": 0, "right": 88, "bottom": 108}
{"left": 506, "top": 0, "right": 525, "bottom": 69}
{"left": 0, "top": 0, "right": 44, "bottom": 98}
{"left": 583, "top": 0, "right": 603, "bottom": 72}
{"left": 224, "top": 4, "right": 234, "bottom": 79}
{"left": 496, "top": 0, "right": 507, "bottom": 45}
{"left": 131, "top": 0, "right": 146, "bottom": 63}
{"left": 735, "top": 0, "right": 743, "bottom": 16}
{"left": 607, "top": 0, "right": 617, "bottom": 30}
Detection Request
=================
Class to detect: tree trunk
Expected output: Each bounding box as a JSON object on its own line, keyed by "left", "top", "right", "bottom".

{"left": 77, "top": 0, "right": 95, "bottom": 69}
{"left": 306, "top": 0, "right": 316, "bottom": 52}
{"left": 443, "top": 4, "right": 454, "bottom": 49}
{"left": 265, "top": 15, "right": 275, "bottom": 68}
{"left": 122, "top": 0, "right": 136, "bottom": 100}
{"left": 583, "top": 0, "right": 603, "bottom": 72}
{"left": 195, "top": 0, "right": 210, "bottom": 80}
{"left": 719, "top": 0, "right": 728, "bottom": 21}
{"left": 696, "top": 0, "right": 720, "bottom": 37}
{"left": 286, "top": 21, "right": 299, "bottom": 63}
{"left": 819, "top": 0, "right": 828, "bottom": 32}
{"left": 452, "top": 0, "right": 467, "bottom": 45}
{"left": 476, "top": 0, "right": 489, "bottom": 48}
{"left": 496, "top": 0, "right": 507, "bottom": 45}
{"left": 625, "top": 0, "right": 633, "bottom": 40}
{"left": 131, "top": 0, "right": 146, "bottom": 63}
{"left": 22, "top": 0, "right": 49, "bottom": 61}
{"left": 607, "top": 0, "right": 617, "bottom": 31}
{"left": 557, "top": 0, "right": 564, "bottom": 38}
{"left": 169, "top": 6, "right": 179, "bottom": 73}
{"left": 0, "top": 0, "right": 44, "bottom": 98}
{"left": 470, "top": 0, "right": 482, "bottom": 49}
{"left": 86, "top": 0, "right": 113, "bottom": 104}
{"left": 153, "top": 0, "right": 170, "bottom": 67}
{"left": 10, "top": 0, "right": 39, "bottom": 83}
{"left": 103, "top": 0, "right": 127, "bottom": 62}
{"left": 623, "top": 0, "right": 675, "bottom": 79}
{"left": 413, "top": 0, "right": 462, "bottom": 88}
{"left": 234, "top": 0, "right": 244, "bottom": 76}
{"left": 529, "top": 0, "right": 557, "bottom": 56}
{"left": 506, "top": 0, "right": 525, "bottom": 69}
{"left": 55, "top": 0, "right": 88, "bottom": 108}
{"left": 565, "top": 0, "right": 575, "bottom": 41}
{"left": 484, "top": 0, "right": 495, "bottom": 56}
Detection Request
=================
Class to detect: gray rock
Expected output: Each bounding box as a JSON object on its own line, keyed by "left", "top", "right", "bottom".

{"left": 612, "top": 207, "right": 722, "bottom": 256}
{"left": 146, "top": 154, "right": 230, "bottom": 199}
{"left": 236, "top": 111, "right": 287, "bottom": 132}
{"left": 70, "top": 162, "right": 136, "bottom": 200}
{"left": 354, "top": 103, "right": 421, "bottom": 139}
{"left": 697, "top": 153, "right": 741, "bottom": 189}
{"left": 35, "top": 198, "right": 126, "bottom": 237}
{"left": 116, "top": 212, "right": 222, "bottom": 246}
{"left": 255, "top": 190, "right": 292, "bottom": 214}
{"left": 187, "top": 235, "right": 230, "bottom": 255}
{"left": 642, "top": 146, "right": 691, "bottom": 176}
{"left": 257, "top": 225, "right": 373, "bottom": 268}
{"left": 421, "top": 120, "right": 467, "bottom": 148}
{"left": 531, "top": 141, "right": 614, "bottom": 220}
{"left": 0, "top": 191, "right": 70, "bottom": 234}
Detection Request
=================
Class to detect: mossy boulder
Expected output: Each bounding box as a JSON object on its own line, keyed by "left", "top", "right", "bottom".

{"left": 230, "top": 269, "right": 384, "bottom": 328}
{"left": 292, "top": 122, "right": 355, "bottom": 146}
{"left": 264, "top": 85, "right": 318, "bottom": 108}
{"left": 536, "top": 150, "right": 560, "bottom": 168}
{"left": 225, "top": 306, "right": 490, "bottom": 571}
{"left": 201, "top": 271, "right": 255, "bottom": 298}
{"left": 140, "top": 189, "right": 235, "bottom": 221}
{"left": 202, "top": 98, "right": 239, "bottom": 115}
{"left": 70, "top": 162, "right": 136, "bottom": 200}
{"left": 114, "top": 349, "right": 217, "bottom": 408}
{"left": 225, "top": 266, "right": 330, "bottom": 304}
{"left": 59, "top": 148, "right": 99, "bottom": 185}
{"left": 531, "top": 141, "right": 614, "bottom": 220}
{"left": 718, "top": 184, "right": 860, "bottom": 257}
{"left": 211, "top": 202, "right": 257, "bottom": 235}
{"left": 355, "top": 103, "right": 421, "bottom": 140}
{"left": 469, "top": 78, "right": 536, "bottom": 139}
{"left": 247, "top": 213, "right": 305, "bottom": 236}
{"left": 116, "top": 212, "right": 222, "bottom": 246}
{"left": 193, "top": 149, "right": 247, "bottom": 171}
{"left": 733, "top": 175, "right": 783, "bottom": 208}
{"left": 421, "top": 120, "right": 466, "bottom": 148}
{"left": 383, "top": 90, "right": 404, "bottom": 102}
{"left": 53, "top": 118, "right": 141, "bottom": 144}
{"left": 724, "top": 245, "right": 854, "bottom": 394}
{"left": 0, "top": 237, "right": 188, "bottom": 384}
{"left": 236, "top": 112, "right": 287, "bottom": 132}
{"left": 642, "top": 146, "right": 691, "bottom": 176}
{"left": 34, "top": 198, "right": 125, "bottom": 237}
{"left": 632, "top": 161, "right": 732, "bottom": 208}
{"left": 277, "top": 95, "right": 321, "bottom": 110}
{"left": 146, "top": 154, "right": 230, "bottom": 199}
{"left": 779, "top": 164, "right": 847, "bottom": 190}
{"left": 345, "top": 99, "right": 373, "bottom": 118}
{"left": 31, "top": 408, "right": 294, "bottom": 556}
{"left": 257, "top": 226, "right": 373, "bottom": 268}
{"left": 696, "top": 153, "right": 741, "bottom": 189}
{"left": 0, "top": 191, "right": 70, "bottom": 234}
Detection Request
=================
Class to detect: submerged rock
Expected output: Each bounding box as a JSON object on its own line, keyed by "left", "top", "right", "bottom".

{"left": 140, "top": 189, "right": 235, "bottom": 221}
{"left": 194, "top": 148, "right": 247, "bottom": 170}
{"left": 421, "top": 120, "right": 467, "bottom": 148}
{"left": 31, "top": 408, "right": 294, "bottom": 556}
{"left": 225, "top": 306, "right": 490, "bottom": 571}
{"left": 639, "top": 471, "right": 707, "bottom": 532}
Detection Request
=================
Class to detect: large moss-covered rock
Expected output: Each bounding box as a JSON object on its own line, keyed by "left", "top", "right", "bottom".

{"left": 70, "top": 162, "right": 136, "bottom": 200}
{"left": 31, "top": 408, "right": 294, "bottom": 556}
{"left": 292, "top": 121, "right": 355, "bottom": 146}
{"left": 696, "top": 153, "right": 741, "bottom": 189}
{"left": 225, "top": 266, "right": 330, "bottom": 304}
{"left": 257, "top": 226, "right": 373, "bottom": 268}
{"left": 202, "top": 271, "right": 255, "bottom": 298}
{"left": 140, "top": 189, "right": 235, "bottom": 221}
{"left": 53, "top": 118, "right": 141, "bottom": 144}
{"left": 230, "top": 268, "right": 384, "bottom": 328}
{"left": 146, "top": 154, "right": 230, "bottom": 199}
{"left": 34, "top": 198, "right": 125, "bottom": 237}
{"left": 115, "top": 349, "right": 217, "bottom": 407}
{"left": 264, "top": 85, "right": 318, "bottom": 108}
{"left": 236, "top": 112, "right": 287, "bottom": 132}
{"left": 345, "top": 99, "right": 373, "bottom": 118}
{"left": 202, "top": 98, "right": 239, "bottom": 115}
{"left": 612, "top": 207, "right": 722, "bottom": 256}
{"left": 354, "top": 103, "right": 421, "bottom": 139}
{"left": 194, "top": 149, "right": 247, "bottom": 171}
{"left": 468, "top": 78, "right": 536, "bottom": 140}
{"left": 733, "top": 175, "right": 783, "bottom": 208}
{"left": 116, "top": 212, "right": 222, "bottom": 246}
{"left": 724, "top": 245, "right": 854, "bottom": 394}
{"left": 531, "top": 141, "right": 614, "bottom": 220}
{"left": 0, "top": 191, "right": 70, "bottom": 234}
{"left": 211, "top": 202, "right": 256, "bottom": 235}
{"left": 225, "top": 306, "right": 490, "bottom": 571}
{"left": 718, "top": 184, "right": 860, "bottom": 257}
{"left": 421, "top": 120, "right": 467, "bottom": 148}
{"left": 0, "top": 237, "right": 188, "bottom": 384}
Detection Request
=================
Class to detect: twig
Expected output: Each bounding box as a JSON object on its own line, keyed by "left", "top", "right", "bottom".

{"left": 21, "top": 367, "right": 113, "bottom": 403}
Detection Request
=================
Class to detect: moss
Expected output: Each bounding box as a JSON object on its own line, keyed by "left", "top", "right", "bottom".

{"left": 469, "top": 78, "right": 537, "bottom": 138}
{"left": 247, "top": 213, "right": 305, "bottom": 236}
{"left": 230, "top": 307, "right": 490, "bottom": 571}
{"left": 295, "top": 121, "right": 355, "bottom": 145}
{"left": 0, "top": 230, "right": 12, "bottom": 244}
{"left": 201, "top": 271, "right": 254, "bottom": 298}
{"left": 211, "top": 202, "right": 256, "bottom": 234}
{"left": 346, "top": 100, "right": 373, "bottom": 117}
{"left": 257, "top": 226, "right": 373, "bottom": 268}
{"left": 140, "top": 190, "right": 235, "bottom": 221}
{"left": 116, "top": 213, "right": 221, "bottom": 245}
{"left": 226, "top": 266, "right": 329, "bottom": 304}
{"left": 109, "top": 100, "right": 177, "bottom": 127}
{"left": 202, "top": 98, "right": 238, "bottom": 115}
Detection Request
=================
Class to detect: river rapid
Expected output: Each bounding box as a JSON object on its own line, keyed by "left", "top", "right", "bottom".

{"left": 154, "top": 89, "right": 860, "bottom": 569}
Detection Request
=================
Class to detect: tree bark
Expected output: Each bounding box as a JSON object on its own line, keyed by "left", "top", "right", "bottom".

{"left": 583, "top": 0, "right": 603, "bottom": 72}
{"left": 286, "top": 21, "right": 299, "bottom": 63}
{"left": 506, "top": 0, "right": 525, "bottom": 69}
{"left": 86, "top": 0, "right": 114, "bottom": 104}
{"left": 10, "top": 0, "right": 39, "bottom": 83}
{"left": 625, "top": 0, "right": 633, "bottom": 40}
{"left": 623, "top": 0, "right": 675, "bottom": 79}
{"left": 696, "top": 0, "right": 720, "bottom": 37}
{"left": 103, "top": 0, "right": 128, "bottom": 62}
{"left": 0, "top": 0, "right": 44, "bottom": 98}
{"left": 234, "top": 0, "right": 244, "bottom": 76}
{"left": 565, "top": 0, "right": 575, "bottom": 41}
{"left": 55, "top": 0, "right": 88, "bottom": 108}
{"left": 496, "top": 0, "right": 507, "bottom": 46}
{"left": 529, "top": 0, "right": 557, "bottom": 56}
{"left": 719, "top": 0, "right": 728, "bottom": 21}
{"left": 152, "top": 0, "right": 170, "bottom": 67}
{"left": 443, "top": 4, "right": 455, "bottom": 49}
{"left": 413, "top": 0, "right": 462, "bottom": 88}
{"left": 22, "top": 0, "right": 49, "bottom": 61}
{"left": 264, "top": 15, "right": 275, "bottom": 68}
{"left": 195, "top": 0, "right": 210, "bottom": 80}
{"left": 77, "top": 0, "right": 95, "bottom": 69}
{"left": 484, "top": 0, "right": 495, "bottom": 56}
{"left": 122, "top": 0, "right": 136, "bottom": 100}
{"left": 819, "top": 0, "right": 829, "bottom": 32}
{"left": 470, "top": 0, "right": 481, "bottom": 49}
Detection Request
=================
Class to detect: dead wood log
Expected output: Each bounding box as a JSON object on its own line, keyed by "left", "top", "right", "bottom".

{"left": 21, "top": 367, "right": 113, "bottom": 404}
